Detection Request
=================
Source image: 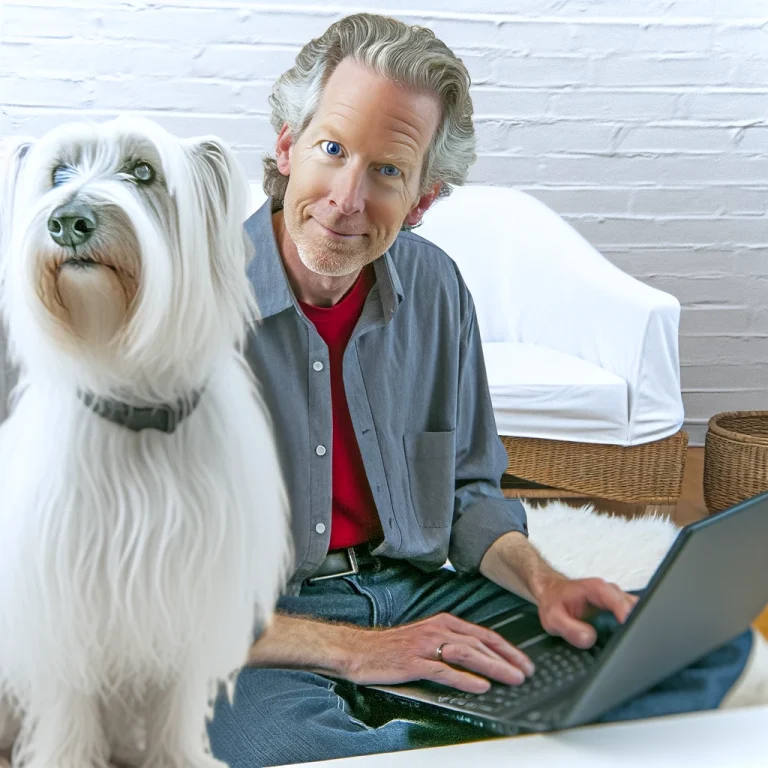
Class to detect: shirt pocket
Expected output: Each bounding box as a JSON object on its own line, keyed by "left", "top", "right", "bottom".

{"left": 402, "top": 430, "right": 456, "bottom": 529}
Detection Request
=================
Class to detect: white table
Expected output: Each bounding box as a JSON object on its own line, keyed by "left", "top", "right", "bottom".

{"left": 293, "top": 706, "right": 768, "bottom": 767}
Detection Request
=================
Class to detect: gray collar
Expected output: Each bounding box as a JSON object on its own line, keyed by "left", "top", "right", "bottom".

{"left": 78, "top": 390, "right": 203, "bottom": 433}
{"left": 243, "top": 197, "right": 404, "bottom": 322}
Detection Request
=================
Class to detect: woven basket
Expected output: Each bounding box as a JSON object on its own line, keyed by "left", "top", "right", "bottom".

{"left": 500, "top": 430, "right": 688, "bottom": 505}
{"left": 704, "top": 411, "right": 768, "bottom": 514}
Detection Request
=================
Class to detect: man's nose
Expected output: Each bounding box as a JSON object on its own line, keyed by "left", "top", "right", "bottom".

{"left": 330, "top": 165, "right": 366, "bottom": 216}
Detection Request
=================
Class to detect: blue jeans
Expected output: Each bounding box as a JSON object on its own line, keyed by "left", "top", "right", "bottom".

{"left": 207, "top": 560, "right": 753, "bottom": 767}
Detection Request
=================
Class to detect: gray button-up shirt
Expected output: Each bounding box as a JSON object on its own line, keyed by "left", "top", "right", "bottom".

{"left": 244, "top": 198, "right": 527, "bottom": 595}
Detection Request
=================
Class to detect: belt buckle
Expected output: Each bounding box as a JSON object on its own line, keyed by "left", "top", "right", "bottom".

{"left": 307, "top": 547, "right": 360, "bottom": 583}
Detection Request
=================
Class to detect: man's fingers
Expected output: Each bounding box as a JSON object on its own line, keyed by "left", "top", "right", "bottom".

{"left": 471, "top": 627, "right": 536, "bottom": 676}
{"left": 583, "top": 581, "right": 638, "bottom": 623}
{"left": 622, "top": 591, "right": 641, "bottom": 621}
{"left": 443, "top": 614, "right": 535, "bottom": 675}
{"left": 543, "top": 581, "right": 640, "bottom": 648}
{"left": 437, "top": 638, "right": 526, "bottom": 686}
{"left": 422, "top": 659, "right": 493, "bottom": 694}
{"left": 543, "top": 603, "right": 598, "bottom": 649}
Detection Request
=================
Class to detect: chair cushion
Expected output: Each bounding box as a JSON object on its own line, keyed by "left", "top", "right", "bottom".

{"left": 484, "top": 341, "right": 629, "bottom": 444}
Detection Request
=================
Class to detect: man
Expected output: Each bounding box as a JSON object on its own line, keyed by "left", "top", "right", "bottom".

{"left": 206, "top": 13, "right": 751, "bottom": 767}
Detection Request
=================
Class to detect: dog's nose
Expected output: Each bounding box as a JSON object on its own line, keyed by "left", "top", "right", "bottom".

{"left": 48, "top": 204, "right": 97, "bottom": 248}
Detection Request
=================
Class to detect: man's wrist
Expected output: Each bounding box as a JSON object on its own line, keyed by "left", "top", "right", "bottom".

{"left": 481, "top": 530, "right": 569, "bottom": 605}
{"left": 327, "top": 622, "right": 364, "bottom": 679}
{"left": 528, "top": 569, "right": 568, "bottom": 604}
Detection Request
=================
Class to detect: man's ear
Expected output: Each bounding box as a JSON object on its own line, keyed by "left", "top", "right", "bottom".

{"left": 404, "top": 182, "right": 443, "bottom": 228}
{"left": 275, "top": 123, "right": 294, "bottom": 177}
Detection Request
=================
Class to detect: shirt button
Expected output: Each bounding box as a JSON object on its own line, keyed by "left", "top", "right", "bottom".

{"left": 313, "top": 361, "right": 324, "bottom": 371}
{"left": 315, "top": 523, "right": 326, "bottom": 534}
{"left": 315, "top": 445, "right": 327, "bottom": 456}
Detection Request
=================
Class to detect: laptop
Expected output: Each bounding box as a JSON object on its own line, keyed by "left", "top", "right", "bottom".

{"left": 360, "top": 491, "right": 768, "bottom": 736}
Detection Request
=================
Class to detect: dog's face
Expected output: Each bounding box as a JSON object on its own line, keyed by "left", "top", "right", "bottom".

{"left": 0, "top": 117, "right": 254, "bottom": 391}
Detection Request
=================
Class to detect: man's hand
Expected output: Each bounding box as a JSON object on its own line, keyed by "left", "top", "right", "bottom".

{"left": 344, "top": 612, "right": 535, "bottom": 694}
{"left": 480, "top": 530, "right": 639, "bottom": 650}
{"left": 536, "top": 575, "right": 638, "bottom": 649}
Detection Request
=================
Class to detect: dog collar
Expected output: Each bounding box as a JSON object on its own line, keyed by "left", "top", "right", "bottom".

{"left": 78, "top": 390, "right": 203, "bottom": 434}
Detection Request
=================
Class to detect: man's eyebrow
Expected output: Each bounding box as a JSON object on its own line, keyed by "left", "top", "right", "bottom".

{"left": 379, "top": 149, "right": 416, "bottom": 168}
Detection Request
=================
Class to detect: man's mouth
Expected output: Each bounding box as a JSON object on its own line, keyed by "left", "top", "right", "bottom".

{"left": 312, "top": 218, "right": 364, "bottom": 239}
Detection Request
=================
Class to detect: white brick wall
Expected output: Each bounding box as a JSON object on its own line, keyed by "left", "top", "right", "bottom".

{"left": 2, "top": 0, "right": 767, "bottom": 444}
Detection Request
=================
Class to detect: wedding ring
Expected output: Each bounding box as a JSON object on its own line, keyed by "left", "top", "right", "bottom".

{"left": 436, "top": 642, "right": 447, "bottom": 662}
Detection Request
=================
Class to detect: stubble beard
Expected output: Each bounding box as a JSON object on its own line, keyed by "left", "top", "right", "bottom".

{"left": 287, "top": 211, "right": 370, "bottom": 278}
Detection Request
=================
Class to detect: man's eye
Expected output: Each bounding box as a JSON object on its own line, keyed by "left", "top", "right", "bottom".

{"left": 321, "top": 141, "right": 343, "bottom": 157}
{"left": 380, "top": 165, "right": 401, "bottom": 177}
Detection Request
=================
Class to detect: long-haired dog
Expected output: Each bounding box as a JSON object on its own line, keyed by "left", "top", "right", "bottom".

{"left": 0, "top": 117, "right": 291, "bottom": 767}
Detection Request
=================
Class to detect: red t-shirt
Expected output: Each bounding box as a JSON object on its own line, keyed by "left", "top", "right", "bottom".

{"left": 299, "top": 266, "right": 383, "bottom": 550}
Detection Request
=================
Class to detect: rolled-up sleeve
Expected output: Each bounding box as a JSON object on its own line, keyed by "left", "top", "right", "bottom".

{"left": 448, "top": 280, "right": 528, "bottom": 574}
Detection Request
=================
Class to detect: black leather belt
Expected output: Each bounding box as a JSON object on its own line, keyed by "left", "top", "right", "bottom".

{"left": 306, "top": 544, "right": 381, "bottom": 584}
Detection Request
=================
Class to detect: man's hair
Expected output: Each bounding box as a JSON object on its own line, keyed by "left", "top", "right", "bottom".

{"left": 262, "top": 13, "right": 476, "bottom": 209}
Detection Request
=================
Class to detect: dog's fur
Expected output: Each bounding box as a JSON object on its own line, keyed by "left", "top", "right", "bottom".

{"left": 0, "top": 118, "right": 291, "bottom": 767}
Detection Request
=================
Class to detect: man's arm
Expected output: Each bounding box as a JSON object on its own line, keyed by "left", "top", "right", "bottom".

{"left": 247, "top": 611, "right": 535, "bottom": 693}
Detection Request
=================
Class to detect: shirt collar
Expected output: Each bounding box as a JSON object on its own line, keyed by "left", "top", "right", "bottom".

{"left": 244, "top": 197, "right": 295, "bottom": 319}
{"left": 243, "top": 196, "right": 404, "bottom": 321}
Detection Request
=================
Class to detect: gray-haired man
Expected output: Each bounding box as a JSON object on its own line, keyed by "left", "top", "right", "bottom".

{"left": 206, "top": 13, "right": 752, "bottom": 767}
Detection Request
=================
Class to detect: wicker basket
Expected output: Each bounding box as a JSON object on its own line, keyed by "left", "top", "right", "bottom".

{"left": 704, "top": 411, "right": 768, "bottom": 514}
{"left": 500, "top": 430, "right": 688, "bottom": 505}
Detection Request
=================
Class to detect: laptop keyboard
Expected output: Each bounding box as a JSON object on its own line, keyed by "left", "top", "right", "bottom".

{"left": 437, "top": 645, "right": 598, "bottom": 716}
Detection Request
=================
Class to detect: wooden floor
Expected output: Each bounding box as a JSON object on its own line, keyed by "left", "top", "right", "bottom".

{"left": 513, "top": 447, "right": 768, "bottom": 638}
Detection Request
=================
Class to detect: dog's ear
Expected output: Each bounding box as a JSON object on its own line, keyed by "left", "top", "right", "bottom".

{"left": 188, "top": 136, "right": 257, "bottom": 324}
{"left": 189, "top": 137, "right": 252, "bottom": 254}
{"left": 190, "top": 137, "right": 251, "bottom": 236}
{"left": 1, "top": 137, "right": 35, "bottom": 265}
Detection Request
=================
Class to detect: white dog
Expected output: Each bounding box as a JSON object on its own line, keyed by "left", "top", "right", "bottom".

{"left": 0, "top": 117, "right": 291, "bottom": 767}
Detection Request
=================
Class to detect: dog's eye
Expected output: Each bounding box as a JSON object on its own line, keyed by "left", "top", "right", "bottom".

{"left": 131, "top": 162, "right": 154, "bottom": 183}
{"left": 52, "top": 165, "right": 70, "bottom": 187}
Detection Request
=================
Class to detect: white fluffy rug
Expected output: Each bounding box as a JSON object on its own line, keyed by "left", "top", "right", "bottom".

{"left": 526, "top": 501, "right": 679, "bottom": 591}
{"left": 525, "top": 501, "right": 768, "bottom": 711}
